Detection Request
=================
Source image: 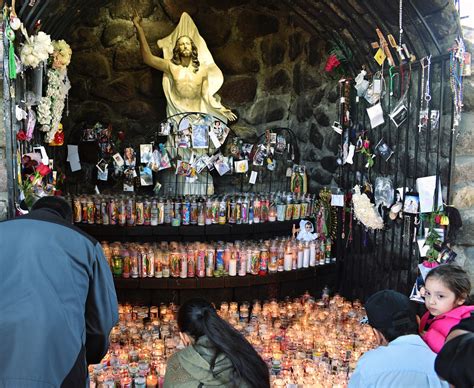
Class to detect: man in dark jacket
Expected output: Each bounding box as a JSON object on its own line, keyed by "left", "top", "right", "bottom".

{"left": 0, "top": 197, "right": 118, "bottom": 387}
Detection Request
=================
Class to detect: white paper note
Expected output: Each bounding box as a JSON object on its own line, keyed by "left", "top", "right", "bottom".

{"left": 367, "top": 103, "right": 384, "bottom": 129}
{"left": 249, "top": 171, "right": 258, "bottom": 185}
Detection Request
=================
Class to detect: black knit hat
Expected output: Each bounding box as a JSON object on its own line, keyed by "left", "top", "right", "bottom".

{"left": 364, "top": 290, "right": 417, "bottom": 331}
{"left": 435, "top": 332, "right": 474, "bottom": 388}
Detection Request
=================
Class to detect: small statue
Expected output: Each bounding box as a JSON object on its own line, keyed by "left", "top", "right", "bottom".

{"left": 292, "top": 220, "right": 318, "bottom": 242}
{"left": 49, "top": 123, "right": 64, "bottom": 146}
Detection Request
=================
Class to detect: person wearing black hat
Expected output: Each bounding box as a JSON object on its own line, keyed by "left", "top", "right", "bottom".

{"left": 349, "top": 290, "right": 448, "bottom": 388}
{"left": 435, "top": 314, "right": 474, "bottom": 387}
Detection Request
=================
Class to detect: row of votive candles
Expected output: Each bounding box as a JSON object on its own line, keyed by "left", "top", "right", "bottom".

{"left": 71, "top": 192, "right": 318, "bottom": 226}
{"left": 89, "top": 294, "right": 376, "bottom": 387}
{"left": 102, "top": 237, "right": 334, "bottom": 279}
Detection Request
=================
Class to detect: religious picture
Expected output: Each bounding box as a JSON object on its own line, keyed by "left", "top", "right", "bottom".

{"left": 191, "top": 123, "right": 209, "bottom": 149}
{"left": 234, "top": 159, "right": 248, "bottom": 173}
{"left": 403, "top": 193, "right": 420, "bottom": 214}
{"left": 140, "top": 144, "right": 153, "bottom": 164}
{"left": 176, "top": 133, "right": 191, "bottom": 148}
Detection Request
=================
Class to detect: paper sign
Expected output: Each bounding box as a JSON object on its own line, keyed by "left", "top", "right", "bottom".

{"left": 367, "top": 103, "right": 384, "bottom": 129}
{"left": 209, "top": 130, "right": 221, "bottom": 148}
{"left": 249, "top": 171, "right": 258, "bottom": 185}
{"left": 417, "top": 239, "right": 429, "bottom": 258}
{"left": 331, "top": 194, "right": 344, "bottom": 207}
{"left": 67, "top": 145, "right": 81, "bottom": 172}
{"left": 416, "top": 176, "right": 443, "bottom": 213}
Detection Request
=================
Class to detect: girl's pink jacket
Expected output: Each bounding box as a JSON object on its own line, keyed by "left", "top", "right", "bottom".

{"left": 420, "top": 305, "right": 474, "bottom": 353}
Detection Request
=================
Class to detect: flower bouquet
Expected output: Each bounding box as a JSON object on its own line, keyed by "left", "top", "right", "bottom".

{"left": 20, "top": 162, "right": 53, "bottom": 208}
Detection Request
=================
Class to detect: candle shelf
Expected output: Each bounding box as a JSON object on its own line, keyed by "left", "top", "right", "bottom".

{"left": 76, "top": 219, "right": 298, "bottom": 242}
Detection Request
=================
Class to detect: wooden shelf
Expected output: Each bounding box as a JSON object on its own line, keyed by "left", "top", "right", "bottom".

{"left": 76, "top": 220, "right": 300, "bottom": 242}
{"left": 113, "top": 264, "right": 336, "bottom": 290}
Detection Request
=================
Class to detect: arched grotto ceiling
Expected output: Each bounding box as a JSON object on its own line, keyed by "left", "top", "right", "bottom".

{"left": 13, "top": 0, "right": 461, "bottom": 72}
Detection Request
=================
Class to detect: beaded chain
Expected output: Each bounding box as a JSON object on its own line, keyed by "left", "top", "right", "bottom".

{"left": 450, "top": 37, "right": 465, "bottom": 131}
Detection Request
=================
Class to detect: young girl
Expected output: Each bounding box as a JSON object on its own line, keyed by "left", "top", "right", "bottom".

{"left": 420, "top": 264, "right": 474, "bottom": 353}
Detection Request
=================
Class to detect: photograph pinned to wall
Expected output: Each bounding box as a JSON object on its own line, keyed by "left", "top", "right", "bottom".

{"left": 241, "top": 143, "right": 253, "bottom": 158}
{"left": 140, "top": 144, "right": 153, "bottom": 164}
{"left": 123, "top": 169, "right": 136, "bottom": 192}
{"left": 150, "top": 149, "right": 161, "bottom": 172}
{"left": 139, "top": 165, "right": 153, "bottom": 186}
{"left": 270, "top": 132, "right": 277, "bottom": 144}
{"left": 253, "top": 144, "right": 267, "bottom": 166}
{"left": 430, "top": 110, "right": 440, "bottom": 130}
{"left": 234, "top": 159, "right": 248, "bottom": 173}
{"left": 403, "top": 192, "right": 420, "bottom": 214}
{"left": 124, "top": 147, "right": 136, "bottom": 168}
{"left": 178, "top": 117, "right": 191, "bottom": 133}
{"left": 159, "top": 121, "right": 172, "bottom": 136}
{"left": 275, "top": 135, "right": 286, "bottom": 153}
{"left": 176, "top": 160, "right": 191, "bottom": 176}
{"left": 112, "top": 152, "right": 124, "bottom": 167}
{"left": 176, "top": 133, "right": 191, "bottom": 148}
{"left": 389, "top": 103, "right": 408, "bottom": 127}
{"left": 374, "top": 138, "right": 394, "bottom": 161}
{"left": 214, "top": 154, "right": 231, "bottom": 176}
{"left": 193, "top": 156, "right": 208, "bottom": 174}
{"left": 211, "top": 120, "right": 230, "bottom": 145}
{"left": 191, "top": 123, "right": 209, "bottom": 149}
{"left": 204, "top": 154, "right": 216, "bottom": 171}
{"left": 96, "top": 158, "right": 109, "bottom": 181}
{"left": 158, "top": 146, "right": 172, "bottom": 171}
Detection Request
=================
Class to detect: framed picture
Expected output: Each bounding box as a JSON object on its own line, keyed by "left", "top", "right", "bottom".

{"left": 403, "top": 192, "right": 420, "bottom": 214}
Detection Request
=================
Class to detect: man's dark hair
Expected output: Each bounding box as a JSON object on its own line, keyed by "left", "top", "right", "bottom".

{"left": 31, "top": 196, "right": 73, "bottom": 223}
{"left": 365, "top": 290, "right": 418, "bottom": 342}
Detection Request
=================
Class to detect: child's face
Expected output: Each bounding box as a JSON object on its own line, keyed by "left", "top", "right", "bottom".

{"left": 424, "top": 277, "right": 464, "bottom": 316}
{"left": 305, "top": 223, "right": 312, "bottom": 232}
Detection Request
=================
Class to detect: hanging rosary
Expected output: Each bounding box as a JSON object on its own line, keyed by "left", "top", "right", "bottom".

{"left": 418, "top": 55, "right": 431, "bottom": 132}
{"left": 450, "top": 37, "right": 465, "bottom": 131}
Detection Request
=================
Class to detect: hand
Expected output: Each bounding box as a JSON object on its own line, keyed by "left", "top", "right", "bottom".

{"left": 221, "top": 108, "right": 237, "bottom": 122}
{"left": 132, "top": 15, "right": 142, "bottom": 29}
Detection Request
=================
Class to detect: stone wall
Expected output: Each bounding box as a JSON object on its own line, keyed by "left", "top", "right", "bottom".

{"left": 62, "top": 0, "right": 339, "bottom": 194}
{"left": 452, "top": 27, "right": 474, "bottom": 286}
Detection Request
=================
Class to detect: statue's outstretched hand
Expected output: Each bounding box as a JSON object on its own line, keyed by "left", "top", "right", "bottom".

{"left": 221, "top": 108, "right": 237, "bottom": 122}
{"left": 132, "top": 15, "right": 142, "bottom": 29}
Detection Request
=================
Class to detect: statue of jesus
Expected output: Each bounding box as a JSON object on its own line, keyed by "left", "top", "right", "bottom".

{"left": 133, "top": 13, "right": 236, "bottom": 123}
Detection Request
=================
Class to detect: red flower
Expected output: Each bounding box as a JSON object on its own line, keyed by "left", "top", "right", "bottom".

{"left": 117, "top": 131, "right": 126, "bottom": 141}
{"left": 16, "top": 130, "right": 27, "bottom": 141}
{"left": 324, "top": 54, "right": 341, "bottom": 72}
{"left": 36, "top": 163, "right": 51, "bottom": 177}
{"left": 363, "top": 140, "right": 370, "bottom": 149}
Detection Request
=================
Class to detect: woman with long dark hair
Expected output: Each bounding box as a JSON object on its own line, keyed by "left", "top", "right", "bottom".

{"left": 164, "top": 298, "right": 270, "bottom": 388}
